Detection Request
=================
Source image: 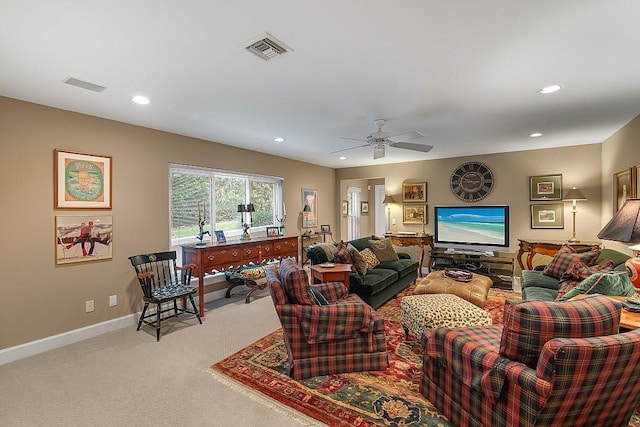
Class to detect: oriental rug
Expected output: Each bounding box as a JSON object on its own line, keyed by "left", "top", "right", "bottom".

{"left": 210, "top": 287, "right": 640, "bottom": 426}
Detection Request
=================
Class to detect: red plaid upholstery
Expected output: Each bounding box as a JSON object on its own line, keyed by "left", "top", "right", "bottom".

{"left": 421, "top": 296, "right": 640, "bottom": 427}
{"left": 266, "top": 264, "right": 388, "bottom": 379}
{"left": 555, "top": 260, "right": 614, "bottom": 300}
{"left": 279, "top": 257, "right": 314, "bottom": 305}
{"left": 542, "top": 244, "right": 601, "bottom": 279}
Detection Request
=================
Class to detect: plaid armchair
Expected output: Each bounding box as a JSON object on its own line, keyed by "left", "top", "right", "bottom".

{"left": 265, "top": 258, "right": 388, "bottom": 379}
{"left": 421, "top": 295, "right": 640, "bottom": 427}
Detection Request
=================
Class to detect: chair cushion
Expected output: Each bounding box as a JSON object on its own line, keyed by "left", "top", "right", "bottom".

{"left": 560, "top": 270, "right": 636, "bottom": 301}
{"left": 279, "top": 258, "right": 314, "bottom": 305}
{"left": 542, "top": 244, "right": 601, "bottom": 279}
{"left": 368, "top": 238, "right": 399, "bottom": 262}
{"left": 152, "top": 284, "right": 196, "bottom": 300}
{"left": 360, "top": 248, "right": 380, "bottom": 270}
{"left": 499, "top": 295, "right": 622, "bottom": 368}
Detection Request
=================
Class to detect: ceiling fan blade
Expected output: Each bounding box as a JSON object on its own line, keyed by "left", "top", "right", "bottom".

{"left": 340, "top": 136, "right": 367, "bottom": 142}
{"left": 389, "top": 130, "right": 425, "bottom": 141}
{"left": 329, "top": 143, "right": 370, "bottom": 154}
{"left": 391, "top": 141, "right": 434, "bottom": 153}
{"left": 373, "top": 145, "right": 385, "bottom": 159}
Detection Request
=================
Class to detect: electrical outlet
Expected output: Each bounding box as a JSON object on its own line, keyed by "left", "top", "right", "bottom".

{"left": 392, "top": 218, "right": 396, "bottom": 225}
{"left": 109, "top": 295, "right": 117, "bottom": 307}
{"left": 85, "top": 300, "right": 94, "bottom": 313}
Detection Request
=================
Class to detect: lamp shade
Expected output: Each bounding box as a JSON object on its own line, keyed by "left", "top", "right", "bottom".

{"left": 246, "top": 203, "right": 255, "bottom": 213}
{"left": 597, "top": 199, "right": 640, "bottom": 243}
{"left": 237, "top": 204, "right": 247, "bottom": 213}
{"left": 303, "top": 204, "right": 311, "bottom": 212}
{"left": 563, "top": 187, "right": 587, "bottom": 201}
{"left": 382, "top": 195, "right": 397, "bottom": 204}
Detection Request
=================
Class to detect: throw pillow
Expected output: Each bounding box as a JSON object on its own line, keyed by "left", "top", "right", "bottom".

{"left": 555, "top": 260, "right": 615, "bottom": 300}
{"left": 360, "top": 248, "right": 380, "bottom": 271}
{"left": 560, "top": 271, "right": 636, "bottom": 301}
{"left": 348, "top": 244, "right": 368, "bottom": 275}
{"left": 542, "top": 244, "right": 601, "bottom": 279}
{"left": 499, "top": 295, "right": 622, "bottom": 368}
{"left": 368, "top": 238, "right": 399, "bottom": 262}
{"left": 333, "top": 241, "right": 353, "bottom": 265}
{"left": 310, "top": 286, "right": 329, "bottom": 305}
{"left": 279, "top": 258, "right": 314, "bottom": 305}
{"left": 314, "top": 243, "right": 337, "bottom": 262}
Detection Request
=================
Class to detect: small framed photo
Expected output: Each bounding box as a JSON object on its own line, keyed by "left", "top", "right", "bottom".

{"left": 54, "top": 149, "right": 112, "bottom": 209}
{"left": 361, "top": 201, "right": 369, "bottom": 214}
{"left": 402, "top": 182, "right": 427, "bottom": 203}
{"left": 214, "top": 230, "right": 226, "bottom": 243}
{"left": 320, "top": 224, "right": 331, "bottom": 233}
{"left": 266, "top": 226, "right": 280, "bottom": 237}
{"left": 530, "top": 203, "right": 564, "bottom": 229}
{"left": 56, "top": 215, "right": 113, "bottom": 264}
{"left": 342, "top": 200, "right": 348, "bottom": 216}
{"left": 529, "top": 174, "right": 562, "bottom": 201}
{"left": 403, "top": 204, "right": 427, "bottom": 224}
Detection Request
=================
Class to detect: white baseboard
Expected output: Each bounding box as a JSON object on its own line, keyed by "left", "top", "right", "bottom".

{"left": 0, "top": 286, "right": 227, "bottom": 366}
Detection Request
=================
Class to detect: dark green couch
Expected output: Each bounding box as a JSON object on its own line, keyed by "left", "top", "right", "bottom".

{"left": 306, "top": 236, "right": 419, "bottom": 309}
{"left": 521, "top": 248, "right": 630, "bottom": 301}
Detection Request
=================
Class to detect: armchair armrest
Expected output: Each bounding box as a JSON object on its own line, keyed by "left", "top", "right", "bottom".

{"left": 311, "top": 282, "right": 349, "bottom": 302}
{"left": 397, "top": 252, "right": 411, "bottom": 259}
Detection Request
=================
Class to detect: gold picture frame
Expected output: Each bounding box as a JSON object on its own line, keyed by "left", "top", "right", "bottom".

{"left": 613, "top": 168, "right": 634, "bottom": 213}
{"left": 402, "top": 204, "right": 427, "bottom": 224}
{"left": 402, "top": 182, "right": 427, "bottom": 203}
{"left": 54, "top": 149, "right": 112, "bottom": 209}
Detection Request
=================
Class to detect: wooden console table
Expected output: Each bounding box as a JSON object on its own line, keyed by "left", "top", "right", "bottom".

{"left": 385, "top": 233, "right": 434, "bottom": 276}
{"left": 182, "top": 235, "right": 299, "bottom": 316}
{"left": 516, "top": 239, "right": 601, "bottom": 270}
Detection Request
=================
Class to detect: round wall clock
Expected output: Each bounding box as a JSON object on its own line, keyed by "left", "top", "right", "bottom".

{"left": 450, "top": 162, "right": 494, "bottom": 202}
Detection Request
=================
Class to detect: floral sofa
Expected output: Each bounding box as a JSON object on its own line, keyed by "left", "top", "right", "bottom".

{"left": 306, "top": 236, "right": 419, "bottom": 309}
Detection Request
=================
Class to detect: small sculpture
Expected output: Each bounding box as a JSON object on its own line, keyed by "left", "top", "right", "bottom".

{"left": 196, "top": 202, "right": 210, "bottom": 245}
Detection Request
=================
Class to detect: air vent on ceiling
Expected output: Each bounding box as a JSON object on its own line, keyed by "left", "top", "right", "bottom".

{"left": 244, "top": 32, "right": 293, "bottom": 61}
{"left": 63, "top": 77, "right": 106, "bottom": 93}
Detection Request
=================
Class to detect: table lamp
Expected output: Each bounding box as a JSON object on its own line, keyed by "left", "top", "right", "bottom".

{"left": 383, "top": 195, "right": 397, "bottom": 234}
{"left": 563, "top": 187, "right": 587, "bottom": 243}
{"left": 597, "top": 198, "right": 640, "bottom": 289}
{"left": 237, "top": 203, "right": 252, "bottom": 240}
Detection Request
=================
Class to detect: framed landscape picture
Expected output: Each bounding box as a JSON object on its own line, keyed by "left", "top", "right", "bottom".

{"left": 403, "top": 204, "right": 427, "bottom": 224}
{"left": 54, "top": 149, "right": 112, "bottom": 209}
{"left": 530, "top": 203, "right": 564, "bottom": 229}
{"left": 55, "top": 215, "right": 113, "bottom": 264}
{"left": 402, "top": 182, "right": 427, "bottom": 203}
{"left": 529, "top": 174, "right": 562, "bottom": 201}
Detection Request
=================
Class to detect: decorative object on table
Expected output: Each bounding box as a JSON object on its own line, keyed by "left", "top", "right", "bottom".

{"left": 402, "top": 181, "right": 427, "bottom": 203}
{"left": 563, "top": 187, "right": 587, "bottom": 242}
{"left": 529, "top": 174, "right": 562, "bottom": 201}
{"left": 613, "top": 168, "right": 636, "bottom": 213}
{"left": 214, "top": 230, "right": 226, "bottom": 243}
{"left": 450, "top": 162, "right": 493, "bottom": 202}
{"left": 530, "top": 203, "right": 564, "bottom": 229}
{"left": 361, "top": 201, "right": 369, "bottom": 214}
{"left": 55, "top": 215, "right": 113, "bottom": 264}
{"left": 276, "top": 202, "right": 286, "bottom": 235}
{"left": 266, "top": 226, "right": 280, "bottom": 237}
{"left": 342, "top": 200, "right": 348, "bottom": 216}
{"left": 237, "top": 203, "right": 254, "bottom": 240}
{"left": 301, "top": 187, "right": 318, "bottom": 228}
{"left": 320, "top": 224, "right": 331, "bottom": 233}
{"left": 402, "top": 203, "right": 426, "bottom": 225}
{"left": 382, "top": 194, "right": 397, "bottom": 233}
{"left": 443, "top": 268, "right": 473, "bottom": 282}
{"left": 54, "top": 149, "right": 112, "bottom": 209}
{"left": 195, "top": 201, "right": 210, "bottom": 245}
{"left": 598, "top": 198, "right": 640, "bottom": 289}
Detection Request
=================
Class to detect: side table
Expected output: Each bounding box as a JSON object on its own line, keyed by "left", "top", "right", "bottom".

{"left": 310, "top": 263, "right": 352, "bottom": 291}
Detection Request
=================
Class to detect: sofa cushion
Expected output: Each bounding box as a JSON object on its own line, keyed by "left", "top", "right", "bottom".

{"left": 351, "top": 268, "right": 398, "bottom": 296}
{"left": 348, "top": 244, "right": 368, "bottom": 275}
{"left": 521, "top": 286, "right": 558, "bottom": 301}
{"left": 499, "top": 295, "right": 622, "bottom": 368}
{"left": 542, "top": 244, "right": 600, "bottom": 279}
{"left": 378, "top": 258, "right": 419, "bottom": 279}
{"left": 595, "top": 248, "right": 631, "bottom": 269}
{"left": 279, "top": 258, "right": 314, "bottom": 305}
{"left": 360, "top": 248, "right": 380, "bottom": 271}
{"left": 334, "top": 241, "right": 353, "bottom": 265}
{"left": 521, "top": 270, "right": 561, "bottom": 291}
{"left": 368, "top": 238, "right": 399, "bottom": 262}
{"left": 560, "top": 270, "right": 636, "bottom": 301}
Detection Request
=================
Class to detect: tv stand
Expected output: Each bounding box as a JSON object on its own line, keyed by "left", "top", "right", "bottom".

{"left": 429, "top": 247, "right": 514, "bottom": 289}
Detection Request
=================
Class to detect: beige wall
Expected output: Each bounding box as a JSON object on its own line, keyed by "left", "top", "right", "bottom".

{"left": 0, "top": 97, "right": 336, "bottom": 349}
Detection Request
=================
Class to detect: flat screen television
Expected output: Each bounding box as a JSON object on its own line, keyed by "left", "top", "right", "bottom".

{"left": 433, "top": 205, "right": 510, "bottom": 253}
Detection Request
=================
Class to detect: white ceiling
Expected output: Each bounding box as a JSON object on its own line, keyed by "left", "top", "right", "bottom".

{"left": 2, "top": 1, "right": 640, "bottom": 168}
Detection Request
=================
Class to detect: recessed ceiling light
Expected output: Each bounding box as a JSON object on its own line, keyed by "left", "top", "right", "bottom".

{"left": 273, "top": 137, "right": 285, "bottom": 142}
{"left": 539, "top": 85, "right": 562, "bottom": 94}
{"left": 339, "top": 156, "right": 346, "bottom": 160}
{"left": 132, "top": 95, "right": 150, "bottom": 105}
{"left": 529, "top": 132, "right": 543, "bottom": 138}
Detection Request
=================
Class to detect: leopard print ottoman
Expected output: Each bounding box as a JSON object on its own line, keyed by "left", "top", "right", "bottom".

{"left": 400, "top": 293, "right": 493, "bottom": 340}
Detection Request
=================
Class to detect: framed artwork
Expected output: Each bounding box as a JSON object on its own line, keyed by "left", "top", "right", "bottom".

{"left": 342, "top": 200, "right": 348, "bottom": 216}
{"left": 214, "top": 230, "right": 226, "bottom": 243}
{"left": 55, "top": 215, "right": 113, "bottom": 264}
{"left": 320, "top": 224, "right": 331, "bottom": 233}
{"left": 402, "top": 182, "right": 427, "bottom": 203}
{"left": 613, "top": 168, "right": 634, "bottom": 213}
{"left": 402, "top": 204, "right": 427, "bottom": 224}
{"left": 529, "top": 174, "right": 562, "bottom": 201}
{"left": 361, "top": 201, "right": 369, "bottom": 214}
{"left": 530, "top": 203, "right": 564, "bottom": 229}
{"left": 54, "top": 149, "right": 112, "bottom": 209}
{"left": 266, "top": 226, "right": 280, "bottom": 237}
{"left": 302, "top": 187, "right": 318, "bottom": 228}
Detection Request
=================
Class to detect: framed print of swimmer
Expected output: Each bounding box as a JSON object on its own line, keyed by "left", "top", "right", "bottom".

{"left": 54, "top": 150, "right": 112, "bottom": 209}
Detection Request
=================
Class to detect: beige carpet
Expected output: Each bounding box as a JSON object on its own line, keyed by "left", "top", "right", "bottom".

{"left": 0, "top": 289, "right": 324, "bottom": 427}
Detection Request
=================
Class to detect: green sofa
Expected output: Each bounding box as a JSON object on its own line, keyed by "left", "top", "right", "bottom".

{"left": 520, "top": 248, "right": 631, "bottom": 301}
{"left": 306, "top": 236, "right": 419, "bottom": 309}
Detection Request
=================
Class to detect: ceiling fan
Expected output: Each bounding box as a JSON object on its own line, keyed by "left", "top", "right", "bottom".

{"left": 331, "top": 119, "right": 433, "bottom": 159}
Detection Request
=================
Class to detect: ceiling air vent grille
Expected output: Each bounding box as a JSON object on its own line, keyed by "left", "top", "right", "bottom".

{"left": 244, "top": 32, "right": 292, "bottom": 61}
{"left": 63, "top": 77, "right": 106, "bottom": 93}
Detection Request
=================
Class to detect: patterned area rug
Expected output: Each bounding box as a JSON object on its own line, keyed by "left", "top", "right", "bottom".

{"left": 211, "top": 287, "right": 640, "bottom": 426}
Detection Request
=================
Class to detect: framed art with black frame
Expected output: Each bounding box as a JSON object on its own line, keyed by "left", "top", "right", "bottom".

{"left": 529, "top": 174, "right": 562, "bottom": 201}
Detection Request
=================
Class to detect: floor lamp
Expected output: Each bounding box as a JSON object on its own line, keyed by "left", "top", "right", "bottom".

{"left": 563, "top": 187, "right": 586, "bottom": 243}
{"left": 383, "top": 195, "right": 397, "bottom": 234}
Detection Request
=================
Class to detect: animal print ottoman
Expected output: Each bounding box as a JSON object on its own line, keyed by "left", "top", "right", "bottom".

{"left": 400, "top": 293, "right": 493, "bottom": 340}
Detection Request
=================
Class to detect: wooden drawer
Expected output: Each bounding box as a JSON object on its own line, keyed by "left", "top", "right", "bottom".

{"left": 274, "top": 237, "right": 298, "bottom": 255}
{"left": 203, "top": 247, "right": 241, "bottom": 271}
{"left": 241, "top": 245, "right": 260, "bottom": 262}
{"left": 259, "top": 242, "right": 274, "bottom": 259}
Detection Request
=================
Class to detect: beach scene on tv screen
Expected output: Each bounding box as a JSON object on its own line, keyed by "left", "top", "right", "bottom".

{"left": 437, "top": 207, "right": 506, "bottom": 245}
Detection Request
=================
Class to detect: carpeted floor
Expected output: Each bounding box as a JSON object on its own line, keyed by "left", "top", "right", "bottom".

{"left": 211, "top": 286, "right": 640, "bottom": 426}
